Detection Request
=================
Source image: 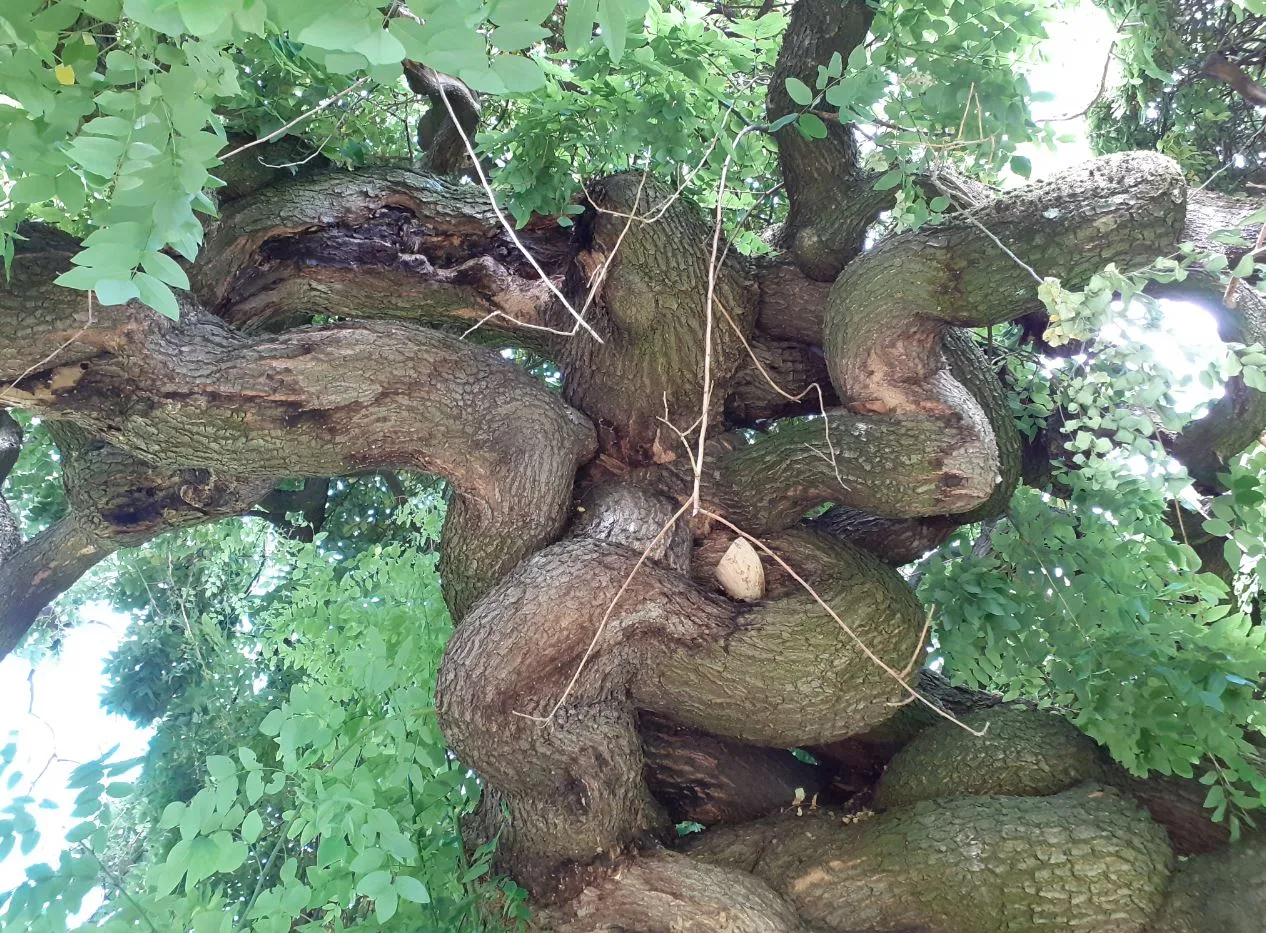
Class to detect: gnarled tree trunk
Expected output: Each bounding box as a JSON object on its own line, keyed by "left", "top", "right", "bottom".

{"left": 3, "top": 1, "right": 1265, "bottom": 928}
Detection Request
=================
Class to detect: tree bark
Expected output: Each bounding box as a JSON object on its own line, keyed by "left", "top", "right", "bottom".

{"left": 1, "top": 90, "right": 1259, "bottom": 928}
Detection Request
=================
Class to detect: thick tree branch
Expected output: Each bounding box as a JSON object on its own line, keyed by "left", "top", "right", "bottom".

{"left": 192, "top": 166, "right": 569, "bottom": 345}
{"left": 557, "top": 174, "right": 758, "bottom": 464}
{"left": 436, "top": 492, "right": 922, "bottom": 894}
{"left": 752, "top": 258, "right": 834, "bottom": 344}
{"left": 640, "top": 711, "right": 830, "bottom": 825}
{"left": 0, "top": 423, "right": 273, "bottom": 659}
{"left": 540, "top": 850, "right": 807, "bottom": 932}
{"left": 0, "top": 410, "right": 21, "bottom": 562}
{"left": 646, "top": 325, "right": 1021, "bottom": 539}
{"left": 402, "top": 62, "right": 481, "bottom": 176}
{"left": 1161, "top": 189, "right": 1266, "bottom": 488}
{"left": 724, "top": 336, "right": 837, "bottom": 424}
{"left": 1204, "top": 53, "right": 1266, "bottom": 108}
{"left": 249, "top": 478, "right": 330, "bottom": 542}
{"left": 0, "top": 232, "right": 596, "bottom": 619}
{"left": 1152, "top": 834, "right": 1266, "bottom": 932}
{"left": 768, "top": 0, "right": 886, "bottom": 280}
{"left": 685, "top": 785, "right": 1173, "bottom": 932}
{"left": 0, "top": 514, "right": 110, "bottom": 657}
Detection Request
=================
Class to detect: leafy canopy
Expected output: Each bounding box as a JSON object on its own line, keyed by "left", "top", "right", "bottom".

{"left": 2, "top": 0, "right": 1064, "bottom": 314}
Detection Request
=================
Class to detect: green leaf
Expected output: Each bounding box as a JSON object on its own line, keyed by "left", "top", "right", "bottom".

{"left": 354, "top": 29, "right": 407, "bottom": 66}
{"left": 1203, "top": 517, "right": 1233, "bottom": 537}
{"left": 357, "top": 869, "right": 392, "bottom": 898}
{"left": 492, "top": 22, "right": 551, "bottom": 51}
{"left": 245, "top": 770, "right": 265, "bottom": 805}
{"left": 206, "top": 755, "right": 236, "bottom": 782}
{"left": 394, "top": 874, "right": 430, "bottom": 904}
{"left": 1204, "top": 782, "right": 1226, "bottom": 809}
{"left": 597, "top": 0, "right": 631, "bottom": 63}
{"left": 156, "top": 838, "right": 192, "bottom": 896}
{"left": 56, "top": 172, "right": 86, "bottom": 213}
{"left": 122, "top": 0, "right": 186, "bottom": 34}
{"left": 564, "top": 0, "right": 597, "bottom": 50}
{"left": 490, "top": 55, "right": 545, "bottom": 94}
{"left": 350, "top": 847, "right": 385, "bottom": 874}
{"left": 380, "top": 830, "right": 417, "bottom": 861}
{"left": 240, "top": 809, "right": 263, "bottom": 844}
{"left": 796, "top": 112, "right": 827, "bottom": 140}
{"left": 784, "top": 76, "right": 813, "bottom": 106}
{"left": 214, "top": 831, "right": 248, "bottom": 873}
{"left": 185, "top": 835, "right": 219, "bottom": 889}
{"left": 134, "top": 272, "right": 180, "bottom": 319}
{"left": 767, "top": 113, "right": 798, "bottom": 133}
{"left": 375, "top": 887, "right": 399, "bottom": 924}
{"left": 65, "top": 821, "right": 95, "bottom": 843}
{"left": 316, "top": 833, "right": 347, "bottom": 868}
{"left": 158, "top": 801, "right": 186, "bottom": 830}
{"left": 177, "top": 0, "right": 231, "bottom": 35}
{"left": 259, "top": 709, "right": 285, "bottom": 736}
{"left": 296, "top": 12, "right": 374, "bottom": 51}
{"left": 873, "top": 169, "right": 904, "bottom": 191}
{"left": 95, "top": 277, "right": 140, "bottom": 306}
{"left": 10, "top": 174, "right": 56, "bottom": 203}
{"left": 64, "top": 135, "right": 124, "bottom": 177}
{"left": 1010, "top": 155, "right": 1032, "bottom": 179}
{"left": 490, "top": 0, "right": 555, "bottom": 25}
{"left": 824, "top": 82, "right": 855, "bottom": 109}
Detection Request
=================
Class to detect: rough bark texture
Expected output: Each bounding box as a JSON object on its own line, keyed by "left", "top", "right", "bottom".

{"left": 1, "top": 18, "right": 1260, "bottom": 925}
{"left": 639, "top": 712, "right": 829, "bottom": 825}
{"left": 0, "top": 420, "right": 275, "bottom": 655}
{"left": 0, "top": 411, "right": 21, "bottom": 562}
{"left": 873, "top": 705, "right": 1111, "bottom": 809}
{"left": 557, "top": 174, "right": 758, "bottom": 466}
{"left": 686, "top": 784, "right": 1174, "bottom": 933}
{"left": 767, "top": 0, "right": 888, "bottom": 281}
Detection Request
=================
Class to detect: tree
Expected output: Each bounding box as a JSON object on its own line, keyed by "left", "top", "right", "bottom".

{"left": 2, "top": 0, "right": 1266, "bottom": 930}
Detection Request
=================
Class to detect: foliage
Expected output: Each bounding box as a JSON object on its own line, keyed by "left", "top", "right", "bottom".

{"left": 2, "top": 0, "right": 1078, "bottom": 314}
{"left": 1089, "top": 0, "right": 1266, "bottom": 186}
{"left": 924, "top": 257, "right": 1266, "bottom": 838}
{"left": 1, "top": 494, "right": 529, "bottom": 930}
{"left": 2, "top": 415, "right": 67, "bottom": 538}
{"left": 0, "top": 0, "right": 632, "bottom": 315}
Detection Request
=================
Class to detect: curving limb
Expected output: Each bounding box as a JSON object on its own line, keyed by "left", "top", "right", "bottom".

{"left": 767, "top": 0, "right": 888, "bottom": 281}
{"left": 556, "top": 174, "right": 758, "bottom": 465}
{"left": 0, "top": 410, "right": 21, "bottom": 562}
{"left": 2, "top": 94, "right": 1257, "bottom": 928}
{"left": 192, "top": 166, "right": 569, "bottom": 344}
{"left": 540, "top": 850, "right": 809, "bottom": 933}
{"left": 435, "top": 489, "right": 924, "bottom": 894}
{"left": 402, "top": 62, "right": 481, "bottom": 176}
{"left": 639, "top": 711, "right": 831, "bottom": 826}
{"left": 0, "top": 422, "right": 274, "bottom": 657}
{"left": 1151, "top": 834, "right": 1266, "bottom": 932}
{"left": 1161, "top": 189, "right": 1266, "bottom": 489}
{"left": 685, "top": 785, "right": 1173, "bottom": 933}
{"left": 0, "top": 230, "right": 596, "bottom": 623}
